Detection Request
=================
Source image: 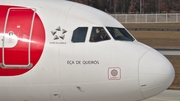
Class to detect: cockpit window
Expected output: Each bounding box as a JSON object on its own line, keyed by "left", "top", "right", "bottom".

{"left": 90, "top": 27, "right": 110, "bottom": 42}
{"left": 72, "top": 27, "right": 88, "bottom": 43}
{"left": 106, "top": 27, "right": 135, "bottom": 41}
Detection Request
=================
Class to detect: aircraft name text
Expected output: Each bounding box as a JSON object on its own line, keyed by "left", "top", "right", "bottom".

{"left": 67, "top": 60, "right": 99, "bottom": 65}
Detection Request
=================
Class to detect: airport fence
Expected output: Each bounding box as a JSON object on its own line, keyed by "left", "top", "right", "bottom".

{"left": 111, "top": 13, "right": 180, "bottom": 23}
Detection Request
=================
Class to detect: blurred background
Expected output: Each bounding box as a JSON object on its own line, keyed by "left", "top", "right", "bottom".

{"left": 70, "top": 0, "right": 180, "bottom": 14}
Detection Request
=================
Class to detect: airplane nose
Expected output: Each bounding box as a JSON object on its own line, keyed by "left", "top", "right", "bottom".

{"left": 139, "top": 49, "right": 175, "bottom": 99}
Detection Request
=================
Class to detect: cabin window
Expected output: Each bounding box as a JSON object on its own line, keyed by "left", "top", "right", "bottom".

{"left": 106, "top": 27, "right": 134, "bottom": 41}
{"left": 72, "top": 27, "right": 88, "bottom": 42}
{"left": 90, "top": 27, "right": 110, "bottom": 42}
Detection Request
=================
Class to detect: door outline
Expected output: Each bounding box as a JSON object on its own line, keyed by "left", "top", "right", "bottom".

{"left": 0, "top": 8, "right": 36, "bottom": 68}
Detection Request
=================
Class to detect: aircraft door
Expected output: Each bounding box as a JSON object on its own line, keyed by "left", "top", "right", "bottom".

{"left": 0, "top": 8, "right": 35, "bottom": 68}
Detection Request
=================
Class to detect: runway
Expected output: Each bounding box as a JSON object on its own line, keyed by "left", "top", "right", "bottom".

{"left": 156, "top": 49, "right": 180, "bottom": 56}
{"left": 143, "top": 90, "right": 180, "bottom": 101}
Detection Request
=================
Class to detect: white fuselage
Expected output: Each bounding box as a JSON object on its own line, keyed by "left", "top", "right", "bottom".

{"left": 0, "top": 0, "right": 175, "bottom": 101}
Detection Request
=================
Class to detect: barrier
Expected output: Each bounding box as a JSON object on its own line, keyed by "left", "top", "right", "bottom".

{"left": 111, "top": 13, "right": 180, "bottom": 23}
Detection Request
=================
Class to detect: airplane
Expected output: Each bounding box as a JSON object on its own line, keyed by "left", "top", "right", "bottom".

{"left": 0, "top": 0, "right": 175, "bottom": 101}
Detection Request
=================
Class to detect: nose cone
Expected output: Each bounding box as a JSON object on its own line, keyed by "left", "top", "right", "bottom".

{"left": 139, "top": 49, "right": 175, "bottom": 99}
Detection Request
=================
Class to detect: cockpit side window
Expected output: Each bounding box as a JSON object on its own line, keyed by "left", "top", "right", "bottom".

{"left": 72, "top": 27, "right": 88, "bottom": 43}
{"left": 90, "top": 27, "right": 110, "bottom": 42}
{"left": 106, "top": 27, "right": 134, "bottom": 41}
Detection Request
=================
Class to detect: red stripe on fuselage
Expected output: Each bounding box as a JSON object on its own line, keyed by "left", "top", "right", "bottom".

{"left": 0, "top": 5, "right": 45, "bottom": 76}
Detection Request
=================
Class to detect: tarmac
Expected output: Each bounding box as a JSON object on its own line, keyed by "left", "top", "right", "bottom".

{"left": 156, "top": 49, "right": 180, "bottom": 56}
{"left": 143, "top": 90, "right": 180, "bottom": 101}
